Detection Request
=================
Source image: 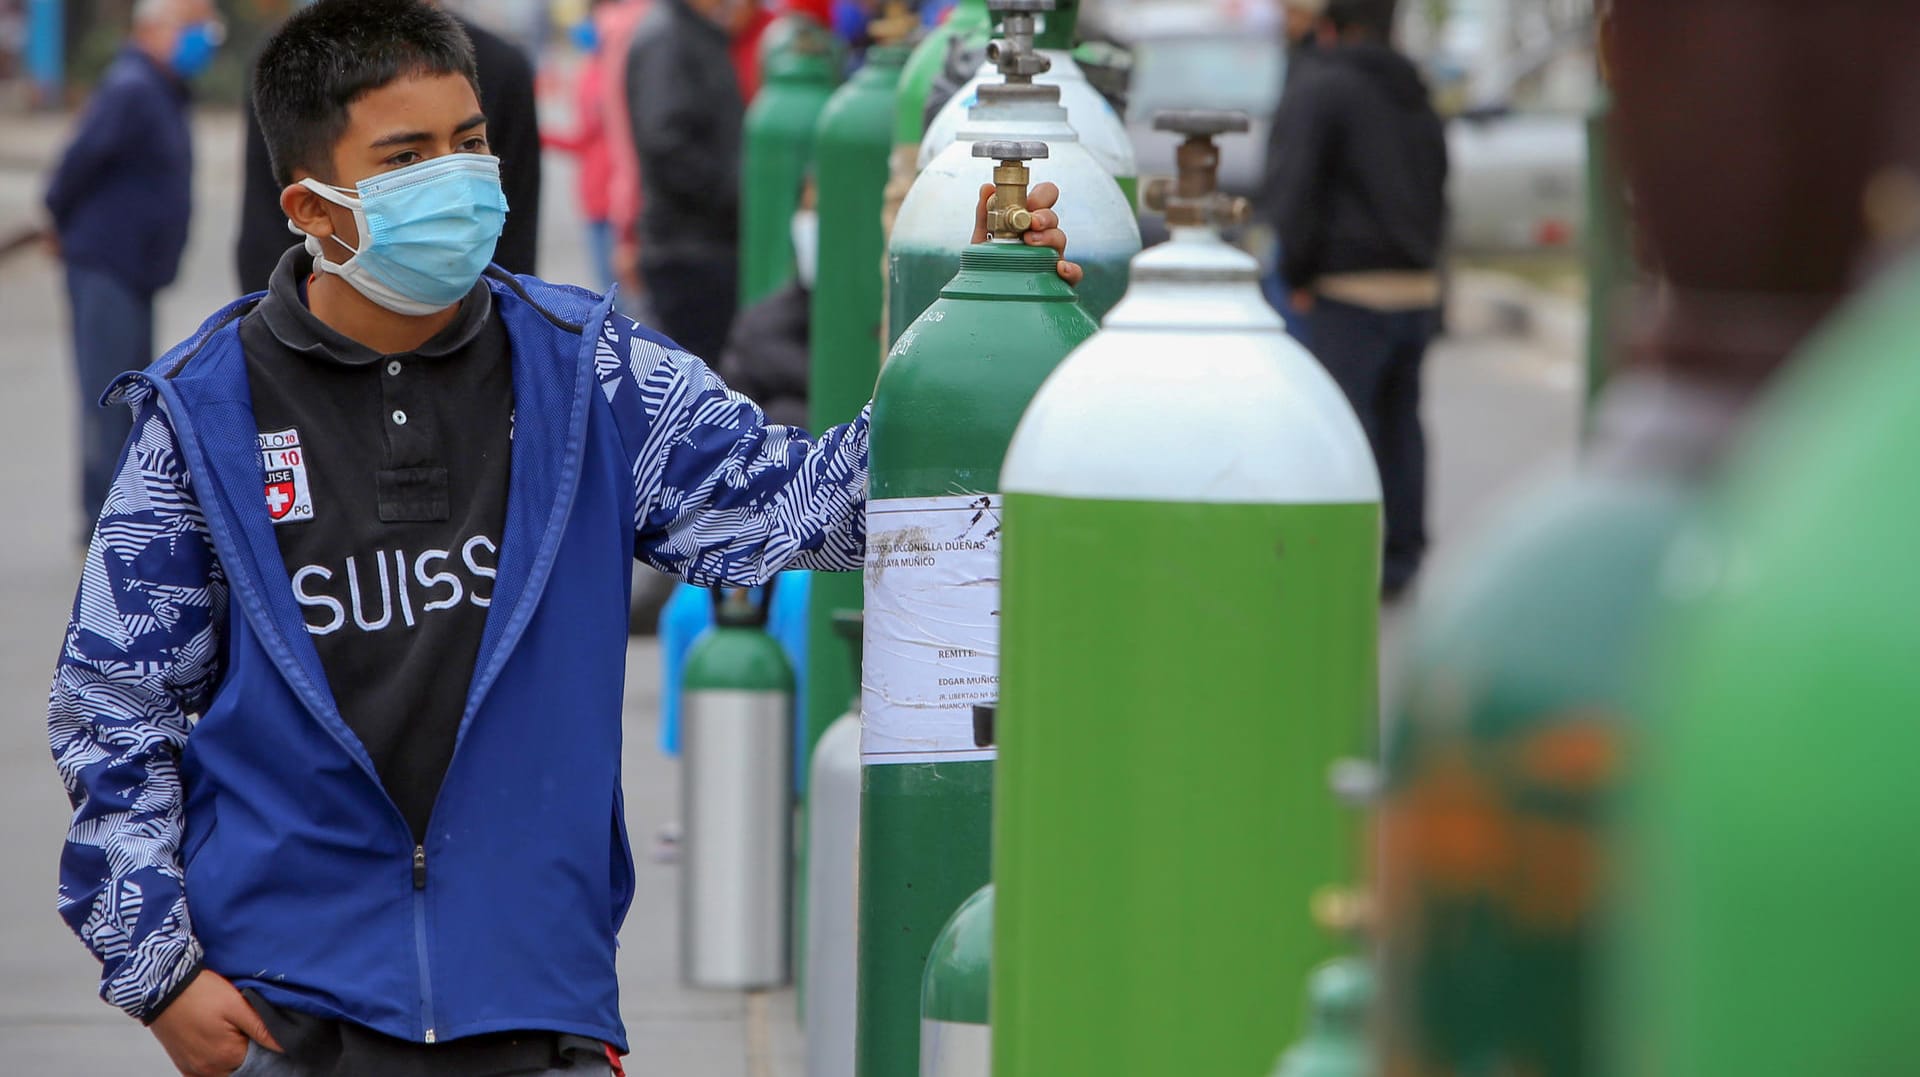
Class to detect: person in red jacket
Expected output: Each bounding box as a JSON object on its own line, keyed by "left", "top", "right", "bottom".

{"left": 598, "top": 0, "right": 653, "bottom": 308}
{"left": 542, "top": 13, "right": 619, "bottom": 290}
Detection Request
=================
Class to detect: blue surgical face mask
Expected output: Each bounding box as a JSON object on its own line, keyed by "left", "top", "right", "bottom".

{"left": 297, "top": 153, "right": 510, "bottom": 316}
{"left": 171, "top": 21, "right": 223, "bottom": 79}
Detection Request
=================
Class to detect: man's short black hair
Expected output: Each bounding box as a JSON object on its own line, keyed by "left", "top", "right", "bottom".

{"left": 253, "top": 0, "right": 481, "bottom": 186}
{"left": 1326, "top": 0, "right": 1397, "bottom": 37}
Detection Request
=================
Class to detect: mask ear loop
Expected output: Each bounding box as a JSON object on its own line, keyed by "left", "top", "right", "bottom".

{"left": 293, "top": 179, "right": 369, "bottom": 265}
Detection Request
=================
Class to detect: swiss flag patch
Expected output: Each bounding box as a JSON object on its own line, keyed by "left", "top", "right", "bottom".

{"left": 258, "top": 428, "right": 314, "bottom": 524}
{"left": 265, "top": 475, "right": 298, "bottom": 520}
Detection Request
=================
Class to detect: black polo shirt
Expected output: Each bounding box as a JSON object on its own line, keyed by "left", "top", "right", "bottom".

{"left": 240, "top": 249, "right": 512, "bottom": 847}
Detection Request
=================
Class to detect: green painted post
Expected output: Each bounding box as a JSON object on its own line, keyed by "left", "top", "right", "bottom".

{"left": 993, "top": 113, "right": 1379, "bottom": 1075}
{"left": 858, "top": 143, "right": 1099, "bottom": 1077}
{"left": 804, "top": 43, "right": 909, "bottom": 779}
{"left": 1623, "top": 256, "right": 1920, "bottom": 1076}
{"left": 740, "top": 23, "right": 840, "bottom": 305}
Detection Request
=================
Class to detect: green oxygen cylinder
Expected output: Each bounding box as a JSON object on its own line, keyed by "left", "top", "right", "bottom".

{"left": 858, "top": 140, "right": 1098, "bottom": 1077}
{"left": 920, "top": 883, "right": 994, "bottom": 1077}
{"left": 1271, "top": 959, "right": 1375, "bottom": 1077}
{"left": 757, "top": 11, "right": 846, "bottom": 77}
{"left": 740, "top": 21, "right": 840, "bottom": 305}
{"left": 883, "top": 0, "right": 993, "bottom": 237}
{"left": 993, "top": 112, "right": 1378, "bottom": 1076}
{"left": 680, "top": 586, "right": 797, "bottom": 989}
{"left": 803, "top": 39, "right": 909, "bottom": 785}
{"left": 1621, "top": 257, "right": 1920, "bottom": 1076}
{"left": 886, "top": 0, "right": 1140, "bottom": 347}
{"left": 896, "top": 0, "right": 992, "bottom": 150}
{"left": 1372, "top": 380, "right": 1712, "bottom": 1075}
{"left": 918, "top": 0, "right": 1136, "bottom": 206}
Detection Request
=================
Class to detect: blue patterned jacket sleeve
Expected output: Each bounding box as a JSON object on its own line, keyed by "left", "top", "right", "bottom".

{"left": 49, "top": 385, "right": 224, "bottom": 1021}
{"left": 593, "top": 313, "right": 870, "bottom": 585}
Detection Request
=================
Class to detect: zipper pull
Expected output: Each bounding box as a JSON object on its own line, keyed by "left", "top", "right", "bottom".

{"left": 413, "top": 845, "right": 428, "bottom": 889}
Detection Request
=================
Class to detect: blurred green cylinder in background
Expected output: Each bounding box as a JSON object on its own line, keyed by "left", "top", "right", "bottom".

{"left": 740, "top": 21, "right": 840, "bottom": 305}
{"left": 1271, "top": 959, "right": 1374, "bottom": 1077}
{"left": 1623, "top": 259, "right": 1920, "bottom": 1076}
{"left": 920, "top": 885, "right": 993, "bottom": 1076}
{"left": 1376, "top": 452, "right": 1694, "bottom": 1077}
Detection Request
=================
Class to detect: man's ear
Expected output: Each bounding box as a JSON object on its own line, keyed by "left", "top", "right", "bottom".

{"left": 281, "top": 181, "right": 336, "bottom": 241}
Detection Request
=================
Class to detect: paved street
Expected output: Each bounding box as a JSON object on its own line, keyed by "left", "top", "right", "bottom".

{"left": 0, "top": 109, "right": 1578, "bottom": 1074}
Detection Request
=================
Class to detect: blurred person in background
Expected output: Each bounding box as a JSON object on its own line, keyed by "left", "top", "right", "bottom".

{"left": 543, "top": 5, "right": 620, "bottom": 292}
{"left": 234, "top": 0, "right": 543, "bottom": 292}
{"left": 1282, "top": 0, "right": 1325, "bottom": 60}
{"left": 625, "top": 0, "right": 752, "bottom": 361}
{"left": 717, "top": 177, "right": 818, "bottom": 426}
{"left": 731, "top": 0, "right": 776, "bottom": 102}
{"left": 597, "top": 0, "right": 653, "bottom": 311}
{"left": 42, "top": 0, "right": 223, "bottom": 533}
{"left": 1261, "top": 0, "right": 1328, "bottom": 338}
{"left": 1265, "top": 0, "right": 1447, "bottom": 600}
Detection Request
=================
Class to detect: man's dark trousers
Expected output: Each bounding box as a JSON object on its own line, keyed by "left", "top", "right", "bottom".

{"left": 642, "top": 253, "right": 738, "bottom": 364}
{"left": 67, "top": 263, "right": 151, "bottom": 528}
{"left": 1309, "top": 297, "right": 1436, "bottom": 594}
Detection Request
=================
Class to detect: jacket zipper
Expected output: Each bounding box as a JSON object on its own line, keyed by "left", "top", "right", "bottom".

{"left": 412, "top": 844, "right": 436, "bottom": 1043}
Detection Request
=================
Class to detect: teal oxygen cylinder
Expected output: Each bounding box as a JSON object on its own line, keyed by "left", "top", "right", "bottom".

{"left": 1271, "top": 959, "right": 1375, "bottom": 1077}
{"left": 921, "top": 882, "right": 994, "bottom": 1077}
{"left": 680, "top": 585, "right": 796, "bottom": 989}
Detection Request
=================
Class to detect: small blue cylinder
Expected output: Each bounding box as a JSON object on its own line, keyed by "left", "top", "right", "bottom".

{"left": 27, "top": 0, "right": 64, "bottom": 107}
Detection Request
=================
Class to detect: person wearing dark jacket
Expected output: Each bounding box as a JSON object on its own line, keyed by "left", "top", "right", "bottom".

{"left": 717, "top": 188, "right": 817, "bottom": 426}
{"left": 1265, "top": 0, "right": 1447, "bottom": 598}
{"left": 1260, "top": 0, "right": 1327, "bottom": 337}
{"left": 234, "top": 9, "right": 542, "bottom": 293}
{"left": 625, "top": 0, "right": 749, "bottom": 363}
{"left": 43, "top": 0, "right": 221, "bottom": 531}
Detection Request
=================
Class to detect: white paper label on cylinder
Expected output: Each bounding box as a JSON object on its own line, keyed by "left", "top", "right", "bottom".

{"left": 861, "top": 494, "right": 1003, "bottom": 766}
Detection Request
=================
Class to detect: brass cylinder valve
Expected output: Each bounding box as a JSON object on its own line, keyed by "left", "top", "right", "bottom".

{"left": 1142, "top": 109, "right": 1253, "bottom": 229}
{"left": 973, "top": 140, "right": 1049, "bottom": 239}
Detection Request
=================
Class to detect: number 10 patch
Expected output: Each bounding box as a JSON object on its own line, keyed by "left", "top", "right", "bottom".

{"left": 259, "top": 427, "right": 315, "bottom": 525}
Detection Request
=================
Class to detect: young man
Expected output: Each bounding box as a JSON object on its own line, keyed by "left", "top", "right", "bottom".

{"left": 43, "top": 0, "right": 222, "bottom": 532}
{"left": 46, "top": 3, "right": 1077, "bottom": 1076}
{"left": 235, "top": 0, "right": 544, "bottom": 292}
{"left": 1265, "top": 0, "right": 1447, "bottom": 599}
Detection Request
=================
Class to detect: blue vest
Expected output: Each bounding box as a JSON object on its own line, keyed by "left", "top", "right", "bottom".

{"left": 126, "top": 274, "right": 639, "bottom": 1049}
